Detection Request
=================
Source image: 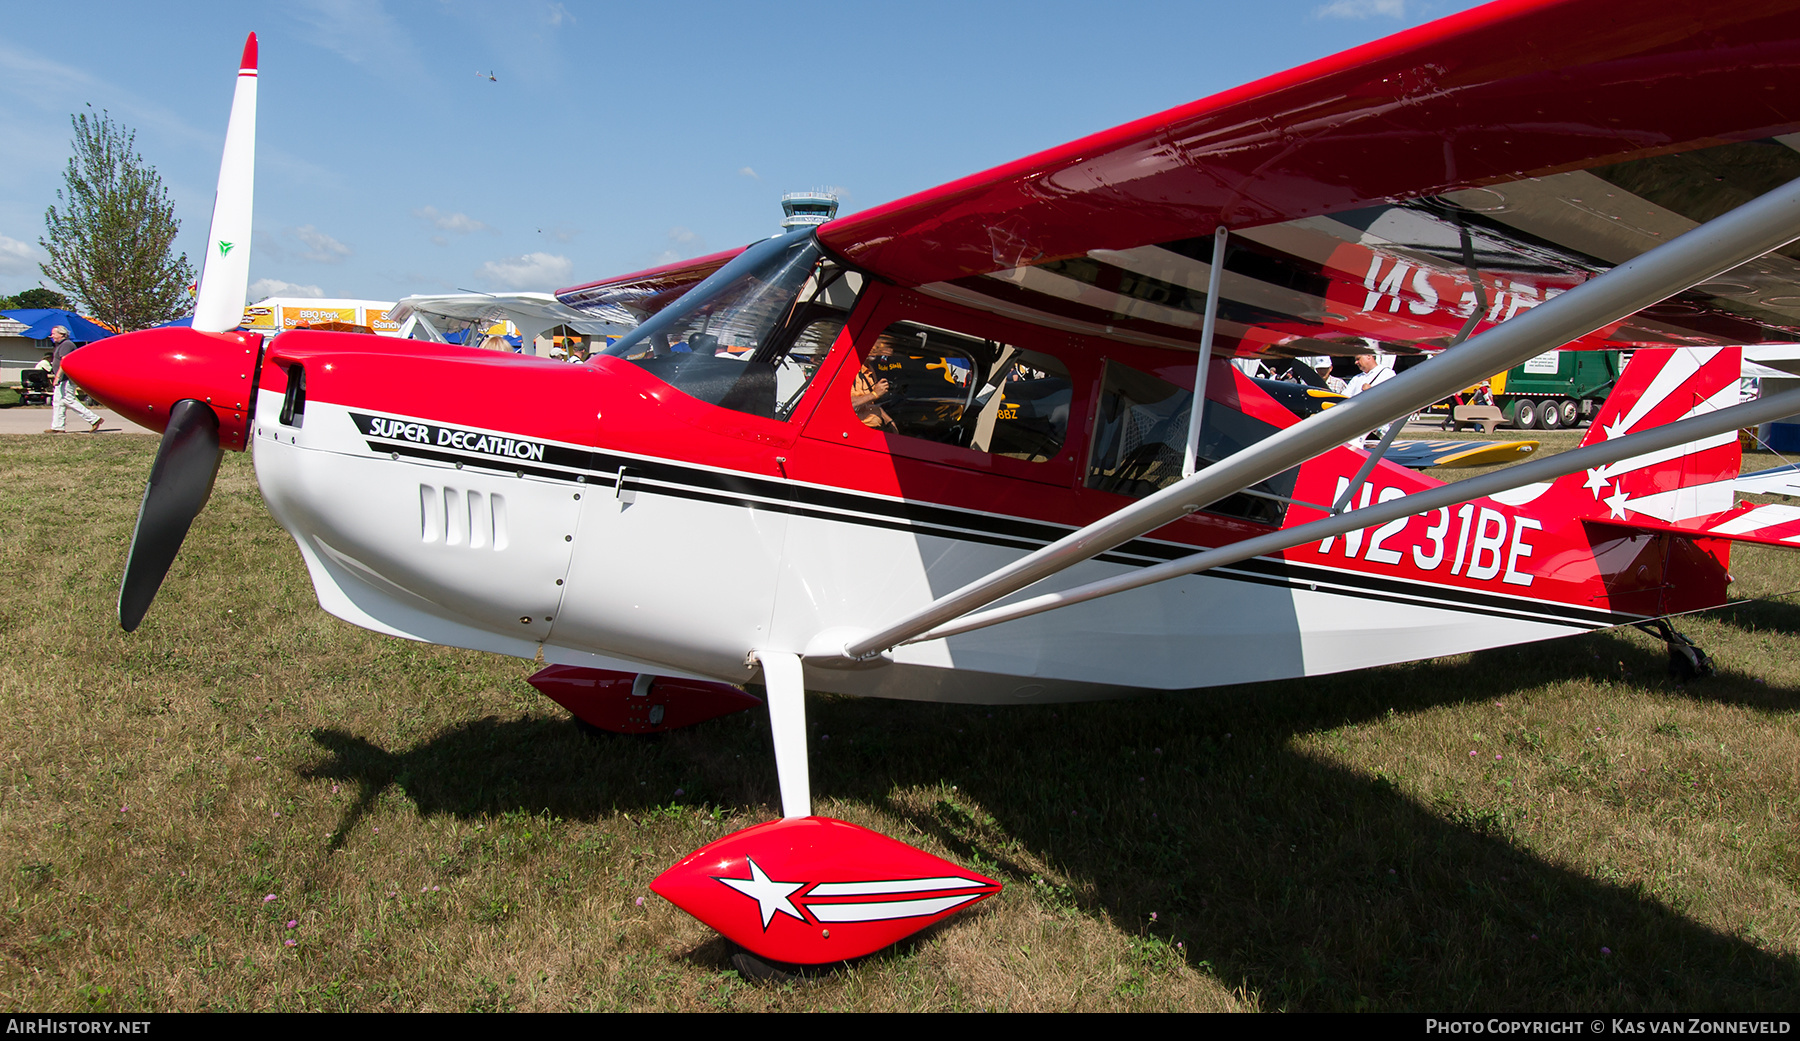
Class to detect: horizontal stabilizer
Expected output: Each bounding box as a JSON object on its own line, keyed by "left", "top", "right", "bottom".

{"left": 1738, "top": 462, "right": 1800, "bottom": 498}
{"left": 1589, "top": 498, "right": 1800, "bottom": 549}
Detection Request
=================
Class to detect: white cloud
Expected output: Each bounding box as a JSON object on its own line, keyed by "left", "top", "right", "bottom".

{"left": 478, "top": 252, "right": 573, "bottom": 289}
{"left": 414, "top": 206, "right": 491, "bottom": 234}
{"left": 0, "top": 51, "right": 212, "bottom": 151}
{"left": 0, "top": 234, "right": 43, "bottom": 279}
{"left": 290, "top": 0, "right": 425, "bottom": 78}
{"left": 249, "top": 278, "right": 324, "bottom": 299}
{"left": 651, "top": 226, "right": 705, "bottom": 266}
{"left": 738, "top": 166, "right": 760, "bottom": 180}
{"left": 1314, "top": 0, "right": 1405, "bottom": 17}
{"left": 257, "top": 226, "right": 352, "bottom": 264}
{"left": 546, "top": 3, "right": 576, "bottom": 26}
{"left": 293, "top": 225, "right": 351, "bottom": 263}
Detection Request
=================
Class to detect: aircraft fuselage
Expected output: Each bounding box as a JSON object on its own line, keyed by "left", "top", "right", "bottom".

{"left": 246, "top": 276, "right": 1725, "bottom": 704}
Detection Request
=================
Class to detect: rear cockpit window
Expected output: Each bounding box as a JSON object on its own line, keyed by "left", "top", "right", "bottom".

{"left": 858, "top": 320, "right": 1070, "bottom": 461}
{"left": 1086, "top": 361, "right": 1295, "bottom": 526}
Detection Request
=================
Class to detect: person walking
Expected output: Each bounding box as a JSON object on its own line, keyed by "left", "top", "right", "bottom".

{"left": 46, "top": 325, "right": 103, "bottom": 434}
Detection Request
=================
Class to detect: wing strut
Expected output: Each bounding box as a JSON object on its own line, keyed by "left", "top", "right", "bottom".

{"left": 819, "top": 172, "right": 1800, "bottom": 666}
{"left": 903, "top": 383, "right": 1800, "bottom": 645}
{"left": 1181, "top": 224, "right": 1229, "bottom": 478}
{"left": 1332, "top": 418, "right": 1405, "bottom": 514}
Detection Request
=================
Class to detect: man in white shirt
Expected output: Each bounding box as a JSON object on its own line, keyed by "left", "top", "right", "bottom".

{"left": 46, "top": 326, "right": 103, "bottom": 434}
{"left": 1343, "top": 351, "right": 1394, "bottom": 396}
{"left": 1343, "top": 351, "right": 1397, "bottom": 441}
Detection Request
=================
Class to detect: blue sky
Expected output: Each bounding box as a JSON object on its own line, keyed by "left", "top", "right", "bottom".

{"left": 0, "top": 0, "right": 1487, "bottom": 304}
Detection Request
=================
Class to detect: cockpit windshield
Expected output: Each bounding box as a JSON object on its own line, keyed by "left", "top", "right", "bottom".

{"left": 601, "top": 228, "right": 863, "bottom": 420}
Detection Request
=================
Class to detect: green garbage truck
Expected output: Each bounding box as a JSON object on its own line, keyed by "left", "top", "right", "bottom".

{"left": 1487, "top": 350, "right": 1623, "bottom": 430}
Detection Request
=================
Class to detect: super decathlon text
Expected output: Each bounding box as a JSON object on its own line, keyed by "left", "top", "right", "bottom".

{"left": 354, "top": 414, "right": 547, "bottom": 462}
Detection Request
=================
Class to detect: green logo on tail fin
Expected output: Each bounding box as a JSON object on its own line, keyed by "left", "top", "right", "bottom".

{"left": 217, "top": 240, "right": 234, "bottom": 257}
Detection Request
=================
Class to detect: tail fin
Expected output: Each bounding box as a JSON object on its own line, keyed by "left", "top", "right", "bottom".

{"left": 1558, "top": 346, "right": 1742, "bottom": 523}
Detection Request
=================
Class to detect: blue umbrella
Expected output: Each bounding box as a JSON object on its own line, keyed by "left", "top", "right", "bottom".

{"left": 1, "top": 309, "right": 120, "bottom": 343}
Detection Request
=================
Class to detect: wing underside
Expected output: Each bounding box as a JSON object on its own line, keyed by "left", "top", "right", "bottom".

{"left": 904, "top": 155, "right": 1800, "bottom": 358}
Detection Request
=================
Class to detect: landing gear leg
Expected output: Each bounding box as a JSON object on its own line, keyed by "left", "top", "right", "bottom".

{"left": 1634, "top": 619, "right": 1714, "bottom": 680}
{"left": 758, "top": 651, "right": 811, "bottom": 818}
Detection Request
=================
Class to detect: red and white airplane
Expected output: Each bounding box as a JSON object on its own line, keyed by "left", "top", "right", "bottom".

{"left": 63, "top": 2, "right": 1800, "bottom": 968}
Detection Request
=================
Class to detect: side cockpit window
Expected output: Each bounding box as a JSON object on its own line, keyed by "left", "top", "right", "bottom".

{"left": 602, "top": 229, "right": 863, "bottom": 421}
{"left": 1086, "top": 361, "right": 1295, "bottom": 526}
{"left": 858, "top": 320, "right": 1071, "bottom": 461}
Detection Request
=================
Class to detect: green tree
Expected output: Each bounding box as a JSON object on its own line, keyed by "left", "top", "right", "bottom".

{"left": 39, "top": 110, "right": 195, "bottom": 332}
{"left": 0, "top": 288, "right": 71, "bottom": 310}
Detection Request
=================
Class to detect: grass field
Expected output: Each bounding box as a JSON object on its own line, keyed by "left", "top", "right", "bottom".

{"left": 1, "top": 432, "right": 1798, "bottom": 1011}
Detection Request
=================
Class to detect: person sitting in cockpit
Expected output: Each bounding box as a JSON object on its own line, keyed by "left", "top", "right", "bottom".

{"left": 852, "top": 340, "right": 897, "bottom": 431}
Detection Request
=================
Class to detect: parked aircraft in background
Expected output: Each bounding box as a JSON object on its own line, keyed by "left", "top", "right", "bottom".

{"left": 389, "top": 292, "right": 627, "bottom": 356}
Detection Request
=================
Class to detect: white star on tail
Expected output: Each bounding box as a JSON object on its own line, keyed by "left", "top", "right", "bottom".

{"left": 1583, "top": 467, "right": 1609, "bottom": 497}
{"left": 1605, "top": 488, "right": 1632, "bottom": 519}
{"left": 716, "top": 857, "right": 806, "bottom": 929}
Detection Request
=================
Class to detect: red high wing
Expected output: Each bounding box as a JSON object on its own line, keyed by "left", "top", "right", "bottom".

{"left": 651, "top": 817, "right": 1001, "bottom": 964}
{"left": 819, "top": 0, "right": 1800, "bottom": 287}
{"left": 549, "top": 1, "right": 1800, "bottom": 360}
{"left": 515, "top": 0, "right": 1783, "bottom": 363}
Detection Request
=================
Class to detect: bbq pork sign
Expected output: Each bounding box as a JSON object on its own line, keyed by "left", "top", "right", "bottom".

{"left": 353, "top": 412, "right": 548, "bottom": 462}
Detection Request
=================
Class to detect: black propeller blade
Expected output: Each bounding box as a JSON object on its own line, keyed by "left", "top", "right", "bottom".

{"left": 119, "top": 399, "right": 224, "bottom": 632}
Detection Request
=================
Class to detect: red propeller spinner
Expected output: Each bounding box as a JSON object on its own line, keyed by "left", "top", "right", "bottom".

{"left": 61, "top": 328, "right": 264, "bottom": 450}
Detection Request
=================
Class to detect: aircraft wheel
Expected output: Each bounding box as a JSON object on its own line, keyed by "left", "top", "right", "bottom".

{"left": 1513, "top": 399, "right": 1539, "bottom": 429}
{"left": 568, "top": 714, "right": 662, "bottom": 742}
{"left": 1668, "top": 641, "right": 1714, "bottom": 681}
{"left": 728, "top": 945, "right": 829, "bottom": 984}
{"left": 1558, "top": 399, "right": 1581, "bottom": 428}
{"left": 1539, "top": 400, "right": 1563, "bottom": 430}
{"left": 572, "top": 716, "right": 616, "bottom": 741}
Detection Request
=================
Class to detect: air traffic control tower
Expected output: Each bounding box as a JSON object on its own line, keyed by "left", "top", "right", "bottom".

{"left": 781, "top": 191, "right": 839, "bottom": 228}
